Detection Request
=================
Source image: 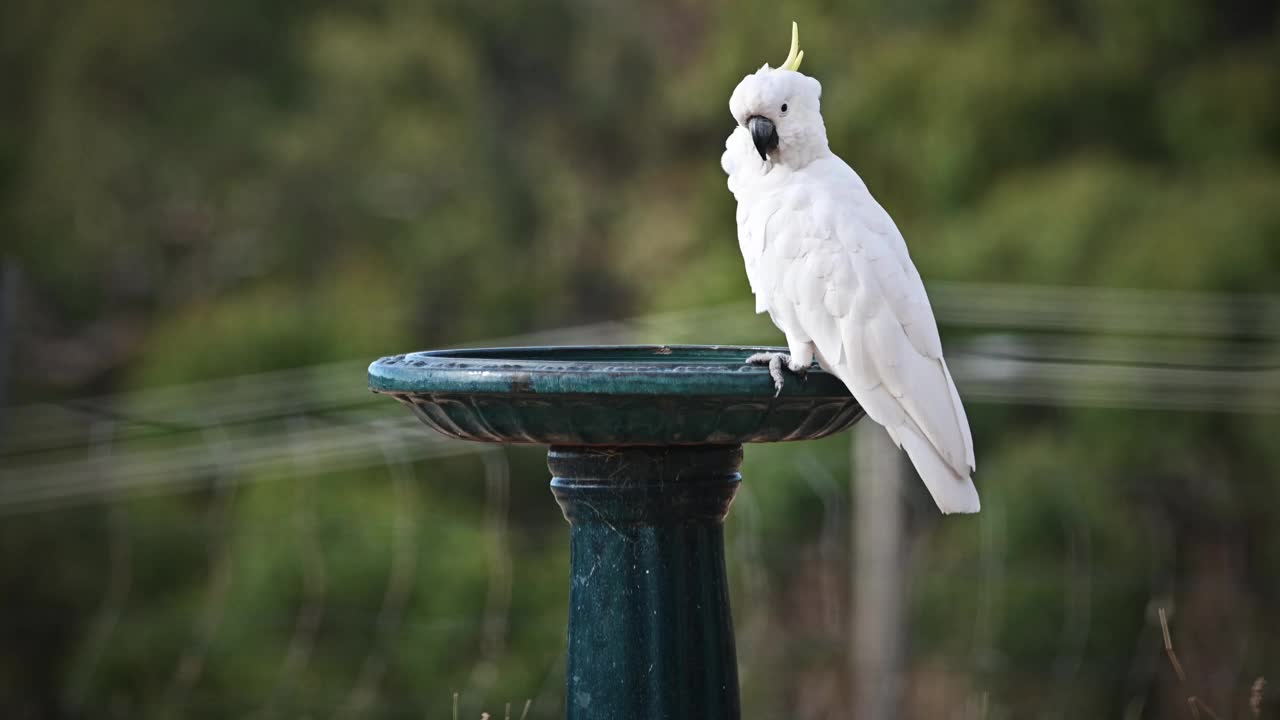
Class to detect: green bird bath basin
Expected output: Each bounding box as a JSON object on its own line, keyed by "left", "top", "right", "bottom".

{"left": 368, "top": 345, "right": 863, "bottom": 719}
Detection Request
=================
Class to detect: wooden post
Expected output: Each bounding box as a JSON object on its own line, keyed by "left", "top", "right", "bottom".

{"left": 852, "top": 424, "right": 907, "bottom": 720}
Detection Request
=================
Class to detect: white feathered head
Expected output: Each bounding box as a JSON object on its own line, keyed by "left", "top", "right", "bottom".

{"left": 728, "top": 23, "right": 826, "bottom": 167}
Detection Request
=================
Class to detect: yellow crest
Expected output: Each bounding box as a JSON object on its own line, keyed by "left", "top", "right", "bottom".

{"left": 780, "top": 21, "right": 804, "bottom": 72}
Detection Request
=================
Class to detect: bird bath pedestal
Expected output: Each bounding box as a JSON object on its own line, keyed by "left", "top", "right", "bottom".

{"left": 368, "top": 346, "right": 862, "bottom": 719}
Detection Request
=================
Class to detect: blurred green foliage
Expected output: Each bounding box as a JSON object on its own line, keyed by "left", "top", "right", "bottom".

{"left": 3, "top": 0, "right": 1280, "bottom": 718}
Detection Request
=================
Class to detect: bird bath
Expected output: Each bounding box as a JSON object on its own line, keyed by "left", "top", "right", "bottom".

{"left": 368, "top": 345, "right": 863, "bottom": 719}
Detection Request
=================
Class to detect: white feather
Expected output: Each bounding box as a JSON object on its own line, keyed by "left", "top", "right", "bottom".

{"left": 723, "top": 67, "right": 978, "bottom": 513}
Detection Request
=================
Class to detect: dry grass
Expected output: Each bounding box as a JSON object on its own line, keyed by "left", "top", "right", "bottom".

{"left": 451, "top": 692, "right": 532, "bottom": 720}
{"left": 1158, "top": 607, "right": 1265, "bottom": 719}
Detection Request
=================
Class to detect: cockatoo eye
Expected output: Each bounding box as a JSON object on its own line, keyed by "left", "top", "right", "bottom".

{"left": 781, "top": 103, "right": 788, "bottom": 113}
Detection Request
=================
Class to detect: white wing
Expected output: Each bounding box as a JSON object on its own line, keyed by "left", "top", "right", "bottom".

{"left": 736, "top": 155, "right": 978, "bottom": 513}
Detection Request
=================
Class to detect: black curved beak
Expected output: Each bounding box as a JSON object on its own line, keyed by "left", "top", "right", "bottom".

{"left": 747, "top": 115, "right": 778, "bottom": 161}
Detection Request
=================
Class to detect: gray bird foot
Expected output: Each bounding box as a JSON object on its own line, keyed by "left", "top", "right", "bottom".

{"left": 746, "top": 352, "right": 806, "bottom": 396}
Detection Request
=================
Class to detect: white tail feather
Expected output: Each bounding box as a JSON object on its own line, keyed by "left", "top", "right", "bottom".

{"left": 895, "top": 423, "right": 980, "bottom": 514}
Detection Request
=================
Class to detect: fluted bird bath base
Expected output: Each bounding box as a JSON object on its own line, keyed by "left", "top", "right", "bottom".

{"left": 369, "top": 346, "right": 862, "bottom": 719}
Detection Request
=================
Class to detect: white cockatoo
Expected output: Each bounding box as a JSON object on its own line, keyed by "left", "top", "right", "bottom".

{"left": 723, "top": 23, "right": 979, "bottom": 513}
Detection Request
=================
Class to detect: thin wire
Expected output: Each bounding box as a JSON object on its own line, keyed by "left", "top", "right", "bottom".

{"left": 5, "top": 281, "right": 1276, "bottom": 455}
{"left": 1, "top": 289, "right": 1276, "bottom": 514}
{"left": 0, "top": 302, "right": 758, "bottom": 455}
{"left": 7, "top": 342, "right": 1276, "bottom": 511}
{"left": 930, "top": 281, "right": 1280, "bottom": 339}
{"left": 0, "top": 416, "right": 464, "bottom": 514}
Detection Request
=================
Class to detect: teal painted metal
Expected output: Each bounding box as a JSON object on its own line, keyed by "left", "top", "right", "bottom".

{"left": 368, "top": 345, "right": 863, "bottom": 718}
{"left": 551, "top": 445, "right": 742, "bottom": 720}
{"left": 369, "top": 345, "right": 852, "bottom": 397}
{"left": 368, "top": 345, "right": 861, "bottom": 446}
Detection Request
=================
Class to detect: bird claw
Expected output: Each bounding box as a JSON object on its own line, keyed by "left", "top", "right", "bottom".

{"left": 746, "top": 352, "right": 791, "bottom": 397}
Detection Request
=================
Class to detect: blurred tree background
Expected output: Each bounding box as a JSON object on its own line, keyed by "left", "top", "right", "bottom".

{"left": 2, "top": 0, "right": 1279, "bottom": 718}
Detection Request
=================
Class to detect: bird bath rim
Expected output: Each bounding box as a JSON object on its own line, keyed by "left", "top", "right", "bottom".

{"left": 368, "top": 345, "right": 863, "bottom": 446}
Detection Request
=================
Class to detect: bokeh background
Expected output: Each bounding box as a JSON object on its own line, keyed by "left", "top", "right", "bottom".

{"left": 3, "top": 0, "right": 1280, "bottom": 718}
